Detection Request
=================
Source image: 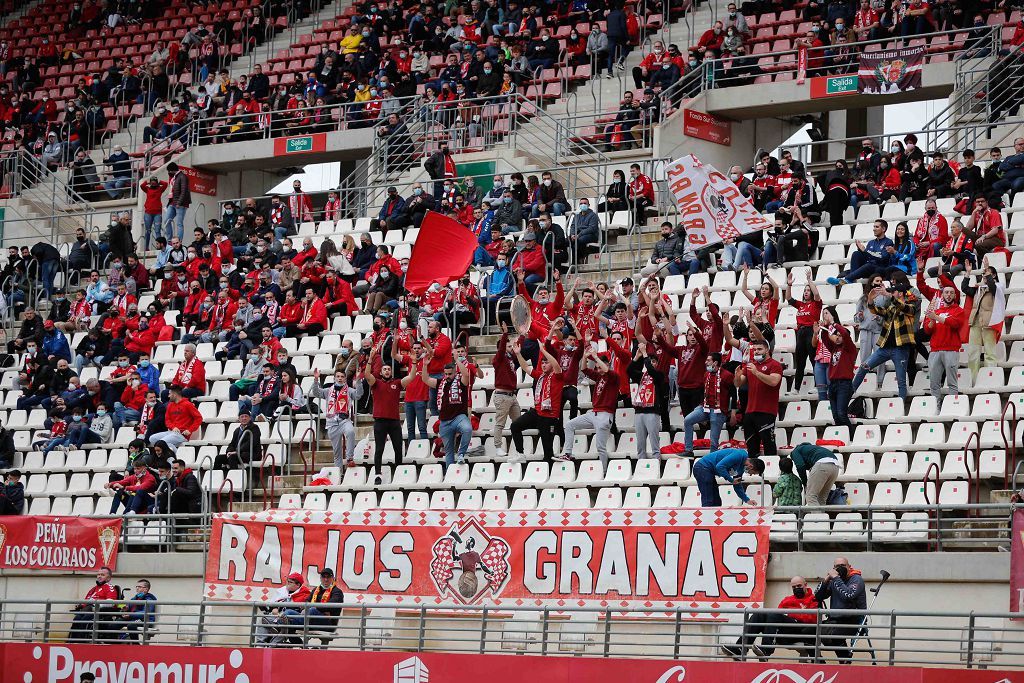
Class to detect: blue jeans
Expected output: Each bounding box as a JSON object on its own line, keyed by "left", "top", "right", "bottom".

{"left": 813, "top": 361, "right": 830, "bottom": 402}
{"left": 110, "top": 489, "right": 153, "bottom": 514}
{"left": 721, "top": 242, "right": 761, "bottom": 270}
{"left": 473, "top": 246, "right": 495, "bottom": 267}
{"left": 164, "top": 205, "right": 187, "bottom": 241}
{"left": 829, "top": 378, "right": 853, "bottom": 427}
{"left": 765, "top": 200, "right": 784, "bottom": 213}
{"left": 439, "top": 413, "right": 473, "bottom": 467}
{"left": 853, "top": 346, "right": 909, "bottom": 400}
{"left": 843, "top": 250, "right": 886, "bottom": 282}
{"left": 427, "top": 374, "right": 443, "bottom": 415}
{"left": 114, "top": 404, "right": 141, "bottom": 429}
{"left": 666, "top": 259, "right": 700, "bottom": 276}
{"left": 40, "top": 259, "right": 58, "bottom": 297}
{"left": 693, "top": 459, "right": 722, "bottom": 507}
{"left": 531, "top": 202, "right": 567, "bottom": 218}
{"left": 143, "top": 213, "right": 162, "bottom": 250}
{"left": 683, "top": 406, "right": 727, "bottom": 451}
{"left": 103, "top": 177, "right": 132, "bottom": 199}
{"left": 405, "top": 400, "right": 428, "bottom": 439}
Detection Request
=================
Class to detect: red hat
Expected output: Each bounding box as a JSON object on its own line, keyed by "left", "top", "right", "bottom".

{"left": 43, "top": 319, "right": 54, "bottom": 329}
{"left": 286, "top": 572, "right": 303, "bottom": 583}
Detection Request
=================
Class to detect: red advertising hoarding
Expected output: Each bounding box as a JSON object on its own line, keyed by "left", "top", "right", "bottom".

{"left": 179, "top": 166, "right": 218, "bottom": 196}
{"left": 204, "top": 508, "right": 771, "bottom": 613}
{"left": 683, "top": 110, "right": 733, "bottom": 146}
{"left": 0, "top": 516, "right": 121, "bottom": 572}
{"left": 3, "top": 643, "right": 1022, "bottom": 683}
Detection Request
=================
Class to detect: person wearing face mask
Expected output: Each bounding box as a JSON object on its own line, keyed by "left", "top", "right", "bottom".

{"left": 693, "top": 446, "right": 765, "bottom": 507}
{"left": 915, "top": 270, "right": 964, "bottom": 404}
{"left": 532, "top": 172, "right": 568, "bottom": 218}
{"left": 680, "top": 351, "right": 734, "bottom": 457}
{"left": 68, "top": 567, "right": 119, "bottom": 642}
{"left": 722, "top": 575, "right": 819, "bottom": 661}
{"left": 961, "top": 259, "right": 1006, "bottom": 381}
{"left": 813, "top": 558, "right": 867, "bottom": 663}
{"left": 115, "top": 372, "right": 149, "bottom": 430}
{"left": 567, "top": 199, "right": 601, "bottom": 262}
{"left": 423, "top": 143, "right": 457, "bottom": 201}
{"left": 632, "top": 40, "right": 667, "bottom": 89}
{"left": 735, "top": 339, "right": 783, "bottom": 459}
{"left": 596, "top": 171, "right": 628, "bottom": 214}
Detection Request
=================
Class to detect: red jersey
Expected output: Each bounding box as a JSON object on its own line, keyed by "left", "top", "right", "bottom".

{"left": 426, "top": 333, "right": 453, "bottom": 374}
{"left": 689, "top": 301, "right": 723, "bottom": 353}
{"left": 552, "top": 341, "right": 584, "bottom": 385}
{"left": 753, "top": 296, "right": 780, "bottom": 325}
{"left": 491, "top": 333, "right": 519, "bottom": 392}
{"left": 673, "top": 334, "right": 709, "bottom": 388}
{"left": 822, "top": 325, "right": 857, "bottom": 381}
{"left": 371, "top": 378, "right": 402, "bottom": 420}
{"left": 745, "top": 357, "right": 783, "bottom": 415}
{"left": 791, "top": 299, "right": 822, "bottom": 328}
{"left": 401, "top": 355, "right": 430, "bottom": 402}
{"left": 571, "top": 301, "right": 600, "bottom": 337}
{"left": 530, "top": 367, "right": 564, "bottom": 418}
{"left": 583, "top": 367, "right": 619, "bottom": 413}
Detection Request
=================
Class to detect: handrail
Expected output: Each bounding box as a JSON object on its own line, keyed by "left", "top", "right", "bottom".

{"left": 923, "top": 461, "right": 941, "bottom": 551}
{"left": 1002, "top": 400, "right": 1018, "bottom": 490}
{"left": 962, "top": 431, "right": 981, "bottom": 513}
{"left": 259, "top": 451, "right": 277, "bottom": 511}
{"left": 236, "top": 427, "right": 259, "bottom": 504}
{"left": 216, "top": 475, "right": 235, "bottom": 513}
{"left": 298, "top": 424, "right": 316, "bottom": 487}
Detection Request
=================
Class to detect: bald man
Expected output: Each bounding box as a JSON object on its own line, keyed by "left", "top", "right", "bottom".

{"left": 722, "top": 575, "right": 819, "bottom": 660}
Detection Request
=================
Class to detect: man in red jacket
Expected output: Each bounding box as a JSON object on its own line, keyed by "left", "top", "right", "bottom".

{"left": 141, "top": 177, "right": 167, "bottom": 251}
{"left": 323, "top": 270, "right": 358, "bottom": 316}
{"left": 722, "top": 575, "right": 819, "bottom": 660}
{"left": 286, "top": 288, "right": 327, "bottom": 337}
{"left": 69, "top": 566, "right": 120, "bottom": 642}
{"left": 917, "top": 272, "right": 964, "bottom": 404}
{"left": 106, "top": 460, "right": 158, "bottom": 514}
{"left": 511, "top": 232, "right": 547, "bottom": 288}
{"left": 150, "top": 384, "right": 203, "bottom": 451}
{"left": 166, "top": 344, "right": 206, "bottom": 400}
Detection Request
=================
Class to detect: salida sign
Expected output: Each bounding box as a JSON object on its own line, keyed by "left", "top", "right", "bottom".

{"left": 204, "top": 508, "right": 771, "bottom": 612}
{"left": 0, "top": 516, "right": 121, "bottom": 572}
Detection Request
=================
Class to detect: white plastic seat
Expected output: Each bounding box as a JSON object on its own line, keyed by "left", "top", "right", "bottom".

{"left": 538, "top": 488, "right": 566, "bottom": 509}
{"left": 621, "top": 486, "right": 652, "bottom": 508}
{"left": 564, "top": 488, "right": 592, "bottom": 509}
{"left": 653, "top": 486, "right": 681, "bottom": 507}
{"left": 510, "top": 488, "right": 538, "bottom": 509}
{"left": 482, "top": 489, "right": 510, "bottom": 510}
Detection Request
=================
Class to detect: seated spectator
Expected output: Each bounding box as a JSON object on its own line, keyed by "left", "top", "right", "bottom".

{"left": 0, "top": 468, "right": 24, "bottom": 514}
{"left": 567, "top": 198, "right": 601, "bottom": 262}
{"left": 155, "top": 458, "right": 203, "bottom": 515}
{"left": 927, "top": 218, "right": 974, "bottom": 278}
{"left": 106, "top": 460, "right": 158, "bottom": 514}
{"left": 913, "top": 198, "right": 949, "bottom": 258}
{"left": 255, "top": 573, "right": 312, "bottom": 646}
{"left": 828, "top": 219, "right": 893, "bottom": 284}
{"left": 965, "top": 195, "right": 1005, "bottom": 260}
{"left": 115, "top": 579, "right": 157, "bottom": 642}
{"left": 644, "top": 221, "right": 697, "bottom": 276}
{"left": 597, "top": 169, "right": 629, "bottom": 215}
{"left": 304, "top": 568, "right": 344, "bottom": 641}
{"left": 926, "top": 152, "right": 956, "bottom": 199}
{"left": 148, "top": 385, "right": 203, "bottom": 451}
{"left": 721, "top": 575, "right": 819, "bottom": 660}
{"left": 888, "top": 222, "right": 917, "bottom": 275}
{"left": 993, "top": 137, "right": 1024, "bottom": 198}
{"left": 69, "top": 567, "right": 119, "bottom": 643}
{"left": 532, "top": 171, "right": 568, "bottom": 218}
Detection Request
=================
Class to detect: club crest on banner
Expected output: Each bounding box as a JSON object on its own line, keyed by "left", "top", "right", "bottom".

{"left": 97, "top": 525, "right": 118, "bottom": 566}
{"left": 429, "top": 518, "right": 511, "bottom": 605}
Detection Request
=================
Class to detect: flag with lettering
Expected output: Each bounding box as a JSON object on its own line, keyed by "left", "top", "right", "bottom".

{"left": 857, "top": 45, "right": 924, "bottom": 95}
{"left": 0, "top": 516, "right": 122, "bottom": 571}
{"left": 665, "top": 154, "right": 772, "bottom": 249}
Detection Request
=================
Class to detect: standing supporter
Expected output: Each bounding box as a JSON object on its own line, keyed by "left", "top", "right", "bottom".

{"left": 689, "top": 286, "right": 723, "bottom": 353}
{"left": 681, "top": 352, "right": 733, "bottom": 456}
{"left": 310, "top": 368, "right": 362, "bottom": 469}
{"left": 164, "top": 163, "right": 191, "bottom": 241}
{"left": 814, "top": 557, "right": 867, "bottom": 664}
{"left": 629, "top": 327, "right": 667, "bottom": 461}
{"left": 962, "top": 259, "right": 1006, "bottom": 381}
{"left": 773, "top": 458, "right": 804, "bottom": 507}
{"left": 395, "top": 338, "right": 429, "bottom": 443}
{"left": 561, "top": 345, "right": 619, "bottom": 472}
{"left": 851, "top": 284, "right": 918, "bottom": 400}
{"left": 790, "top": 442, "right": 843, "bottom": 507}
{"left": 365, "top": 347, "right": 403, "bottom": 486}
{"left": 734, "top": 339, "right": 783, "bottom": 459}
{"left": 672, "top": 325, "right": 710, "bottom": 417}
{"left": 819, "top": 309, "right": 858, "bottom": 428}
{"left": 692, "top": 447, "right": 764, "bottom": 507}
{"left": 551, "top": 330, "right": 584, "bottom": 421}
{"left": 787, "top": 269, "right": 822, "bottom": 395}
{"left": 514, "top": 271, "right": 564, "bottom": 362}
{"left": 491, "top": 324, "right": 523, "bottom": 458}
{"left": 165, "top": 344, "right": 206, "bottom": 401}
{"left": 740, "top": 265, "right": 780, "bottom": 325}
{"left": 141, "top": 176, "right": 167, "bottom": 251}
{"left": 916, "top": 269, "right": 964, "bottom": 404}
{"left": 508, "top": 338, "right": 564, "bottom": 462}
{"left": 424, "top": 320, "right": 453, "bottom": 413}
{"left": 421, "top": 350, "right": 473, "bottom": 466}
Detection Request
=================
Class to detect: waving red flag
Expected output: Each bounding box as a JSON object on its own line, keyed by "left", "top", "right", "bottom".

{"left": 403, "top": 211, "right": 478, "bottom": 295}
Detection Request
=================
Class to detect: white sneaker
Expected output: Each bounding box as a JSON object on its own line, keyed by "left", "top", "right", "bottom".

{"left": 495, "top": 448, "right": 507, "bottom": 458}
{"left": 455, "top": 455, "right": 467, "bottom": 465}
{"left": 508, "top": 452, "right": 524, "bottom": 463}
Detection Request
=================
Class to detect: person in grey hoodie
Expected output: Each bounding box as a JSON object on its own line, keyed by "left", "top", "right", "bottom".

{"left": 586, "top": 23, "right": 609, "bottom": 76}
{"left": 813, "top": 557, "right": 867, "bottom": 663}
{"left": 854, "top": 275, "right": 886, "bottom": 390}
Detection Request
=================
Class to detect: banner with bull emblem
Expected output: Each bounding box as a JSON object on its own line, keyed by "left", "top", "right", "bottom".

{"left": 204, "top": 507, "right": 771, "bottom": 614}
{"left": 857, "top": 46, "right": 924, "bottom": 95}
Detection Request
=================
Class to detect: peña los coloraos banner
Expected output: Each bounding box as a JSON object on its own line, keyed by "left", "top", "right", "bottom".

{"left": 204, "top": 507, "right": 770, "bottom": 613}
{"left": 0, "top": 516, "right": 122, "bottom": 572}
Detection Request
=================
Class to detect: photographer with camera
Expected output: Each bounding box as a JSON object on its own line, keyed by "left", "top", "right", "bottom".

{"left": 851, "top": 275, "right": 919, "bottom": 400}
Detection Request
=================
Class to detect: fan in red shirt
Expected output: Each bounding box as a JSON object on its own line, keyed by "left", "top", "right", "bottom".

{"left": 820, "top": 311, "right": 858, "bottom": 428}
{"left": 396, "top": 338, "right": 431, "bottom": 441}
{"left": 736, "top": 339, "right": 783, "bottom": 458}
{"left": 695, "top": 20, "right": 726, "bottom": 53}
{"left": 509, "top": 338, "right": 564, "bottom": 462}
{"left": 69, "top": 567, "right": 120, "bottom": 642}
{"left": 787, "top": 269, "right": 823, "bottom": 396}
{"left": 722, "top": 575, "right": 819, "bottom": 660}
{"left": 365, "top": 346, "right": 404, "bottom": 485}
{"left": 168, "top": 345, "right": 206, "bottom": 400}
{"left": 671, "top": 326, "right": 710, "bottom": 415}
{"left": 516, "top": 271, "right": 565, "bottom": 341}
{"left": 550, "top": 331, "right": 584, "bottom": 419}
{"left": 560, "top": 345, "right": 620, "bottom": 470}
{"left": 150, "top": 385, "right": 203, "bottom": 451}
{"left": 690, "top": 286, "right": 723, "bottom": 353}
{"left": 627, "top": 163, "right": 655, "bottom": 225}
{"left": 741, "top": 265, "right": 781, "bottom": 325}
{"left": 286, "top": 289, "right": 327, "bottom": 337}
{"left": 569, "top": 286, "right": 609, "bottom": 340}
{"left": 322, "top": 270, "right": 358, "bottom": 316}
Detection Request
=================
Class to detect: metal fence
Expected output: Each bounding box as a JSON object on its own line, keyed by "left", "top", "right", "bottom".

{"left": 1, "top": 598, "right": 1022, "bottom": 669}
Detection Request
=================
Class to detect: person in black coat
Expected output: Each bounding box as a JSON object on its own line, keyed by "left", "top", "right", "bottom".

{"left": 216, "top": 411, "right": 262, "bottom": 472}
{"left": 0, "top": 425, "right": 14, "bottom": 469}
{"left": 0, "top": 469, "right": 25, "bottom": 515}
{"left": 30, "top": 241, "right": 62, "bottom": 299}
{"left": 169, "top": 459, "right": 203, "bottom": 514}
{"left": 306, "top": 568, "right": 345, "bottom": 633}
{"left": 6, "top": 307, "right": 44, "bottom": 356}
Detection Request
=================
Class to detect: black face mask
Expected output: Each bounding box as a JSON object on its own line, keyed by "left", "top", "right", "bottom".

{"left": 792, "top": 586, "right": 806, "bottom": 599}
{"left": 926, "top": 208, "right": 937, "bottom": 217}
{"left": 835, "top": 565, "right": 849, "bottom": 580}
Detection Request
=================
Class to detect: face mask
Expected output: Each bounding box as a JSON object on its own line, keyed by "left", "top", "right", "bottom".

{"left": 891, "top": 146, "right": 900, "bottom": 153}
{"left": 414, "top": 188, "right": 422, "bottom": 196}
{"left": 131, "top": 380, "right": 140, "bottom": 388}
{"left": 373, "top": 322, "right": 382, "bottom": 332}
{"left": 579, "top": 204, "right": 589, "bottom": 212}
{"left": 72, "top": 415, "right": 82, "bottom": 422}
{"left": 706, "top": 362, "right": 716, "bottom": 372}
{"left": 340, "top": 348, "right": 351, "bottom": 358}
{"left": 730, "top": 173, "right": 741, "bottom": 181}
{"left": 483, "top": 68, "right": 492, "bottom": 74}
{"left": 147, "top": 399, "right": 157, "bottom": 407}
{"left": 835, "top": 22, "right": 844, "bottom": 29}
{"left": 118, "top": 360, "right": 128, "bottom": 368}
{"left": 543, "top": 179, "right": 551, "bottom": 187}
{"left": 539, "top": 220, "right": 549, "bottom": 228}
{"left": 26, "top": 346, "right": 36, "bottom": 354}
{"left": 688, "top": 59, "right": 698, "bottom": 67}
{"left": 496, "top": 259, "right": 506, "bottom": 267}
{"left": 96, "top": 410, "right": 106, "bottom": 416}
{"left": 139, "top": 360, "right": 150, "bottom": 368}
{"left": 541, "top": 35, "right": 548, "bottom": 41}
{"left": 792, "top": 586, "right": 806, "bottom": 598}
{"left": 503, "top": 196, "right": 512, "bottom": 204}
{"left": 753, "top": 354, "right": 766, "bottom": 363}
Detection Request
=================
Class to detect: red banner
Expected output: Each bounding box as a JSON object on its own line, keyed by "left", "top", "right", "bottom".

{"left": 402, "top": 211, "right": 479, "bottom": 296}
{"left": 1011, "top": 509, "right": 1024, "bottom": 619}
{"left": 4, "top": 643, "right": 1023, "bottom": 683}
{"left": 179, "top": 166, "right": 219, "bottom": 196}
{"left": 797, "top": 45, "right": 808, "bottom": 84}
{"left": 0, "top": 516, "right": 121, "bottom": 572}
{"left": 204, "top": 507, "right": 770, "bottom": 613}
{"left": 682, "top": 110, "right": 732, "bottom": 146}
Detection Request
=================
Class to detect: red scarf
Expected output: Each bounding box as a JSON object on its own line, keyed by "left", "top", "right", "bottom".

{"left": 176, "top": 357, "right": 197, "bottom": 385}
{"left": 324, "top": 198, "right": 342, "bottom": 221}
{"left": 437, "top": 376, "right": 464, "bottom": 411}
{"left": 534, "top": 371, "right": 555, "bottom": 412}
{"left": 327, "top": 385, "right": 350, "bottom": 417}
{"left": 915, "top": 214, "right": 941, "bottom": 244}
{"left": 631, "top": 369, "right": 656, "bottom": 408}
{"left": 703, "top": 370, "right": 723, "bottom": 412}
{"left": 71, "top": 300, "right": 91, "bottom": 318}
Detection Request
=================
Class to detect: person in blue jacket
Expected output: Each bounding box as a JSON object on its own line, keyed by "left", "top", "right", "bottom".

{"left": 693, "top": 448, "right": 765, "bottom": 507}
{"left": 41, "top": 321, "right": 72, "bottom": 364}
{"left": 827, "top": 219, "right": 894, "bottom": 285}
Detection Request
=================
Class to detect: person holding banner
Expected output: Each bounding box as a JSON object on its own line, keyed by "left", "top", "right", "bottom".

{"left": 509, "top": 337, "right": 564, "bottom": 462}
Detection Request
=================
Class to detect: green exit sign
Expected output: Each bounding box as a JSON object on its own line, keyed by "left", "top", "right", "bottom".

{"left": 827, "top": 75, "right": 858, "bottom": 95}
{"left": 286, "top": 136, "right": 313, "bottom": 153}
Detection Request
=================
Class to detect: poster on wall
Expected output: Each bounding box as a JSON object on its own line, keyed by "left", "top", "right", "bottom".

{"left": 204, "top": 507, "right": 772, "bottom": 614}
{"left": 179, "top": 166, "right": 219, "bottom": 196}
{"left": 682, "top": 110, "right": 733, "bottom": 146}
{"left": 0, "top": 516, "right": 121, "bottom": 572}
{"left": 857, "top": 45, "right": 924, "bottom": 94}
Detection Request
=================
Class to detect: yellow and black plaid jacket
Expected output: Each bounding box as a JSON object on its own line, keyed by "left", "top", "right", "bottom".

{"left": 871, "top": 293, "right": 918, "bottom": 348}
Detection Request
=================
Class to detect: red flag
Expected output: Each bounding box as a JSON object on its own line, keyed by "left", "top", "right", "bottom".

{"left": 403, "top": 211, "right": 478, "bottom": 295}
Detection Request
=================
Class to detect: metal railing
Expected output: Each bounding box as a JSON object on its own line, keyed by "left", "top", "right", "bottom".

{"left": 2, "top": 598, "right": 1023, "bottom": 669}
